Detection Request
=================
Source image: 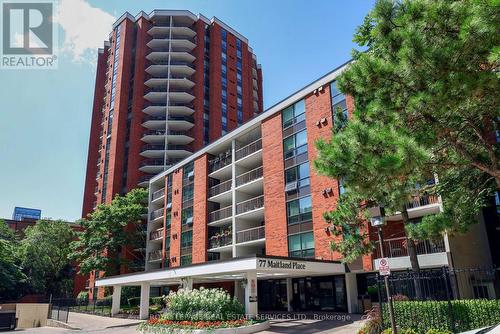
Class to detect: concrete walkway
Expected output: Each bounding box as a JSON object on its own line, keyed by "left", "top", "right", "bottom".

{"left": 258, "top": 313, "right": 364, "bottom": 334}
{"left": 66, "top": 312, "right": 142, "bottom": 330}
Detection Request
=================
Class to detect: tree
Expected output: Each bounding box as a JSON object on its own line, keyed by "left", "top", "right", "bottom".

{"left": 70, "top": 188, "right": 148, "bottom": 276}
{"left": 18, "top": 219, "right": 75, "bottom": 297}
{"left": 338, "top": 0, "right": 500, "bottom": 187}
{"left": 314, "top": 0, "right": 498, "bottom": 277}
{"left": 0, "top": 220, "right": 26, "bottom": 301}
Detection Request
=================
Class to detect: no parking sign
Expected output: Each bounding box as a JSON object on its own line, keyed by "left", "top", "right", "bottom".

{"left": 379, "top": 258, "right": 391, "bottom": 276}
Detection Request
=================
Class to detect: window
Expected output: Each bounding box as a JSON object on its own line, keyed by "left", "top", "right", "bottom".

{"left": 282, "top": 99, "right": 306, "bottom": 129}
{"left": 288, "top": 232, "right": 314, "bottom": 258}
{"left": 181, "top": 207, "right": 193, "bottom": 225}
{"left": 285, "top": 162, "right": 310, "bottom": 190}
{"left": 182, "top": 184, "right": 194, "bottom": 202}
{"left": 180, "top": 255, "right": 192, "bottom": 266}
{"left": 330, "top": 81, "right": 348, "bottom": 130}
{"left": 338, "top": 178, "right": 345, "bottom": 196}
{"left": 165, "top": 236, "right": 171, "bottom": 250}
{"left": 283, "top": 129, "right": 308, "bottom": 159}
{"left": 183, "top": 162, "right": 194, "bottom": 181}
{"left": 181, "top": 231, "right": 193, "bottom": 248}
{"left": 166, "top": 212, "right": 172, "bottom": 227}
{"left": 286, "top": 195, "right": 313, "bottom": 225}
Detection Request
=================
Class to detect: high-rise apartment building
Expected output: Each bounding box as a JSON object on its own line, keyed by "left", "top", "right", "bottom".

{"left": 81, "top": 10, "right": 263, "bottom": 298}
{"left": 95, "top": 63, "right": 496, "bottom": 319}
{"left": 82, "top": 10, "right": 263, "bottom": 218}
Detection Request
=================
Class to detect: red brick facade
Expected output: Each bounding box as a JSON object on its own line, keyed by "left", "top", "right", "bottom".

{"left": 192, "top": 155, "right": 209, "bottom": 263}
{"left": 304, "top": 85, "right": 342, "bottom": 261}
{"left": 169, "top": 169, "right": 184, "bottom": 268}
{"left": 261, "top": 113, "right": 289, "bottom": 257}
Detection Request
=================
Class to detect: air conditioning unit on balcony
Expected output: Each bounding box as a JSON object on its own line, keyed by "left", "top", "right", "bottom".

{"left": 285, "top": 181, "right": 298, "bottom": 192}
{"left": 166, "top": 202, "right": 172, "bottom": 209}
{"left": 185, "top": 217, "right": 193, "bottom": 224}
{"left": 187, "top": 171, "right": 194, "bottom": 179}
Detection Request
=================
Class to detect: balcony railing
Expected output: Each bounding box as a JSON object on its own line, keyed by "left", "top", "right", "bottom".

{"left": 209, "top": 233, "right": 232, "bottom": 249}
{"left": 148, "top": 249, "right": 162, "bottom": 261}
{"left": 139, "top": 175, "right": 153, "bottom": 184}
{"left": 143, "top": 130, "right": 187, "bottom": 136}
{"left": 208, "top": 205, "right": 232, "bottom": 223}
{"left": 406, "top": 194, "right": 439, "bottom": 209}
{"left": 236, "top": 166, "right": 263, "bottom": 187}
{"left": 236, "top": 195, "right": 264, "bottom": 215}
{"left": 145, "top": 115, "right": 195, "bottom": 123}
{"left": 373, "top": 237, "right": 446, "bottom": 259}
{"left": 208, "top": 151, "right": 232, "bottom": 173}
{"left": 209, "top": 180, "right": 232, "bottom": 197}
{"left": 141, "top": 144, "right": 192, "bottom": 152}
{"left": 149, "top": 228, "right": 164, "bottom": 241}
{"left": 152, "top": 188, "right": 165, "bottom": 201}
{"left": 236, "top": 226, "right": 265, "bottom": 244}
{"left": 235, "top": 139, "right": 262, "bottom": 161}
{"left": 150, "top": 208, "right": 164, "bottom": 221}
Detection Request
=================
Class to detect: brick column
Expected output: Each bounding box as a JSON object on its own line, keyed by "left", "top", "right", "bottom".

{"left": 304, "top": 85, "right": 342, "bottom": 261}
{"left": 262, "top": 113, "right": 288, "bottom": 256}
{"left": 169, "top": 169, "right": 183, "bottom": 267}
{"left": 192, "top": 154, "right": 208, "bottom": 264}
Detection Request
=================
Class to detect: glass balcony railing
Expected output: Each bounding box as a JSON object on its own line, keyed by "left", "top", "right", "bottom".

{"left": 208, "top": 205, "right": 232, "bottom": 223}
{"left": 236, "top": 226, "right": 265, "bottom": 244}
{"left": 141, "top": 144, "right": 192, "bottom": 152}
{"left": 152, "top": 188, "right": 165, "bottom": 201}
{"left": 149, "top": 228, "right": 164, "bottom": 241}
{"left": 236, "top": 166, "right": 263, "bottom": 187}
{"left": 235, "top": 139, "right": 262, "bottom": 161}
{"left": 236, "top": 195, "right": 264, "bottom": 215}
{"left": 208, "top": 180, "right": 232, "bottom": 197}
{"left": 208, "top": 151, "right": 232, "bottom": 173}
{"left": 150, "top": 208, "right": 164, "bottom": 220}
{"left": 148, "top": 249, "right": 162, "bottom": 261}
{"left": 209, "top": 233, "right": 232, "bottom": 249}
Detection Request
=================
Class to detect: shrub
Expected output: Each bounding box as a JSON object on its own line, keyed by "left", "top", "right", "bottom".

{"left": 95, "top": 295, "right": 112, "bottom": 306}
{"left": 162, "top": 287, "right": 244, "bottom": 322}
{"left": 358, "top": 307, "right": 382, "bottom": 334}
{"left": 127, "top": 297, "right": 140, "bottom": 307}
{"left": 381, "top": 299, "right": 500, "bottom": 333}
{"left": 381, "top": 329, "right": 418, "bottom": 334}
{"left": 76, "top": 291, "right": 89, "bottom": 303}
{"left": 151, "top": 296, "right": 165, "bottom": 307}
{"left": 425, "top": 329, "right": 452, "bottom": 334}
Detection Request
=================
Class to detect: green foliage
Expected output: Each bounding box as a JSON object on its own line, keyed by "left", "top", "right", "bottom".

{"left": 0, "top": 220, "right": 26, "bottom": 301}
{"left": 162, "top": 288, "right": 245, "bottom": 321}
{"left": 18, "top": 219, "right": 75, "bottom": 297}
{"left": 76, "top": 291, "right": 89, "bottom": 302}
{"left": 382, "top": 299, "right": 500, "bottom": 333}
{"left": 381, "top": 329, "right": 419, "bottom": 334}
{"left": 315, "top": 0, "right": 500, "bottom": 265}
{"left": 70, "top": 188, "right": 148, "bottom": 276}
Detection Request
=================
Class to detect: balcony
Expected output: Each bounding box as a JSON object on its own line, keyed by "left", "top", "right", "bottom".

{"left": 148, "top": 249, "right": 162, "bottom": 262}
{"left": 406, "top": 194, "right": 439, "bottom": 209}
{"left": 235, "top": 138, "right": 262, "bottom": 162}
{"left": 147, "top": 26, "right": 196, "bottom": 38}
{"left": 378, "top": 194, "right": 441, "bottom": 221}
{"left": 149, "top": 228, "right": 164, "bottom": 241}
{"left": 140, "top": 144, "right": 192, "bottom": 159}
{"left": 208, "top": 205, "right": 232, "bottom": 225}
{"left": 150, "top": 208, "right": 164, "bottom": 221}
{"left": 145, "top": 63, "right": 195, "bottom": 77}
{"left": 209, "top": 231, "right": 232, "bottom": 249}
{"left": 236, "top": 166, "right": 263, "bottom": 188}
{"left": 147, "top": 38, "right": 196, "bottom": 51}
{"left": 141, "top": 129, "right": 194, "bottom": 145}
{"left": 142, "top": 105, "right": 194, "bottom": 117}
{"left": 236, "top": 226, "right": 265, "bottom": 244}
{"left": 152, "top": 188, "right": 165, "bottom": 201}
{"left": 143, "top": 90, "right": 195, "bottom": 104}
{"left": 146, "top": 51, "right": 195, "bottom": 63}
{"left": 145, "top": 77, "right": 195, "bottom": 90}
{"left": 209, "top": 179, "right": 232, "bottom": 199}
{"left": 138, "top": 174, "right": 153, "bottom": 187}
{"left": 208, "top": 151, "right": 232, "bottom": 175}
{"left": 142, "top": 114, "right": 194, "bottom": 131}
{"left": 236, "top": 195, "right": 264, "bottom": 216}
{"left": 373, "top": 237, "right": 448, "bottom": 270}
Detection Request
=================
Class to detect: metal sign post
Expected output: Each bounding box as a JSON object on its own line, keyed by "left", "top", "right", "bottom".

{"left": 371, "top": 209, "right": 397, "bottom": 334}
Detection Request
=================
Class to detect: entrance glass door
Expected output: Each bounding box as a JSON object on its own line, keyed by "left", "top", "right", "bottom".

{"left": 292, "top": 276, "right": 347, "bottom": 312}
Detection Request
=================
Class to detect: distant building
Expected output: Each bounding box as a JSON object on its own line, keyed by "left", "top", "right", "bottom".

{"left": 12, "top": 207, "right": 41, "bottom": 221}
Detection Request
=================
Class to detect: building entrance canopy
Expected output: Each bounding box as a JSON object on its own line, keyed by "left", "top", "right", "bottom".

{"left": 95, "top": 255, "right": 346, "bottom": 319}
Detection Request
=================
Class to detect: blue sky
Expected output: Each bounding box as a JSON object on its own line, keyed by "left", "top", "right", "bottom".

{"left": 0, "top": 0, "right": 375, "bottom": 221}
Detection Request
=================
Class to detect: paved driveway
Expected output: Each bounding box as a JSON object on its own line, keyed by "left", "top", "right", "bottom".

{"left": 6, "top": 312, "right": 364, "bottom": 334}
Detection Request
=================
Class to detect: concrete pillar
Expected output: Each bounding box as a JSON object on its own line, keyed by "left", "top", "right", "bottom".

{"left": 181, "top": 277, "right": 193, "bottom": 290}
{"left": 244, "top": 271, "right": 258, "bottom": 318}
{"left": 234, "top": 280, "right": 244, "bottom": 305}
{"left": 111, "top": 285, "right": 122, "bottom": 316}
{"left": 139, "top": 282, "right": 150, "bottom": 320}
{"left": 286, "top": 278, "right": 293, "bottom": 312}
{"left": 345, "top": 273, "right": 358, "bottom": 313}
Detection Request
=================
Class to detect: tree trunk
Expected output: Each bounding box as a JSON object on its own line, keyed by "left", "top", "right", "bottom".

{"left": 401, "top": 205, "right": 423, "bottom": 300}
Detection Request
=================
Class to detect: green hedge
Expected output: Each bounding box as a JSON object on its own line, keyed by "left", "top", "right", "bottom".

{"left": 382, "top": 299, "right": 500, "bottom": 333}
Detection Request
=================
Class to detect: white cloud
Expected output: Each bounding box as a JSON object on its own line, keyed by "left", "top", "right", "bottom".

{"left": 54, "top": 0, "right": 115, "bottom": 64}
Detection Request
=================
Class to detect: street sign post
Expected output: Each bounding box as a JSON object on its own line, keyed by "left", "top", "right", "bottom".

{"left": 379, "top": 257, "right": 391, "bottom": 276}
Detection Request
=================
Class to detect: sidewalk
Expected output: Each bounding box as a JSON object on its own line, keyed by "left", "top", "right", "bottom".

{"left": 66, "top": 312, "right": 142, "bottom": 330}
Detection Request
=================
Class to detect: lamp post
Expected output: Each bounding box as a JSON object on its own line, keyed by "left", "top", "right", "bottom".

{"left": 370, "top": 207, "right": 397, "bottom": 334}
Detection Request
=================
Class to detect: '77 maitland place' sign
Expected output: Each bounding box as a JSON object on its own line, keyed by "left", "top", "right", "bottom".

{"left": 1, "top": 0, "right": 58, "bottom": 69}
